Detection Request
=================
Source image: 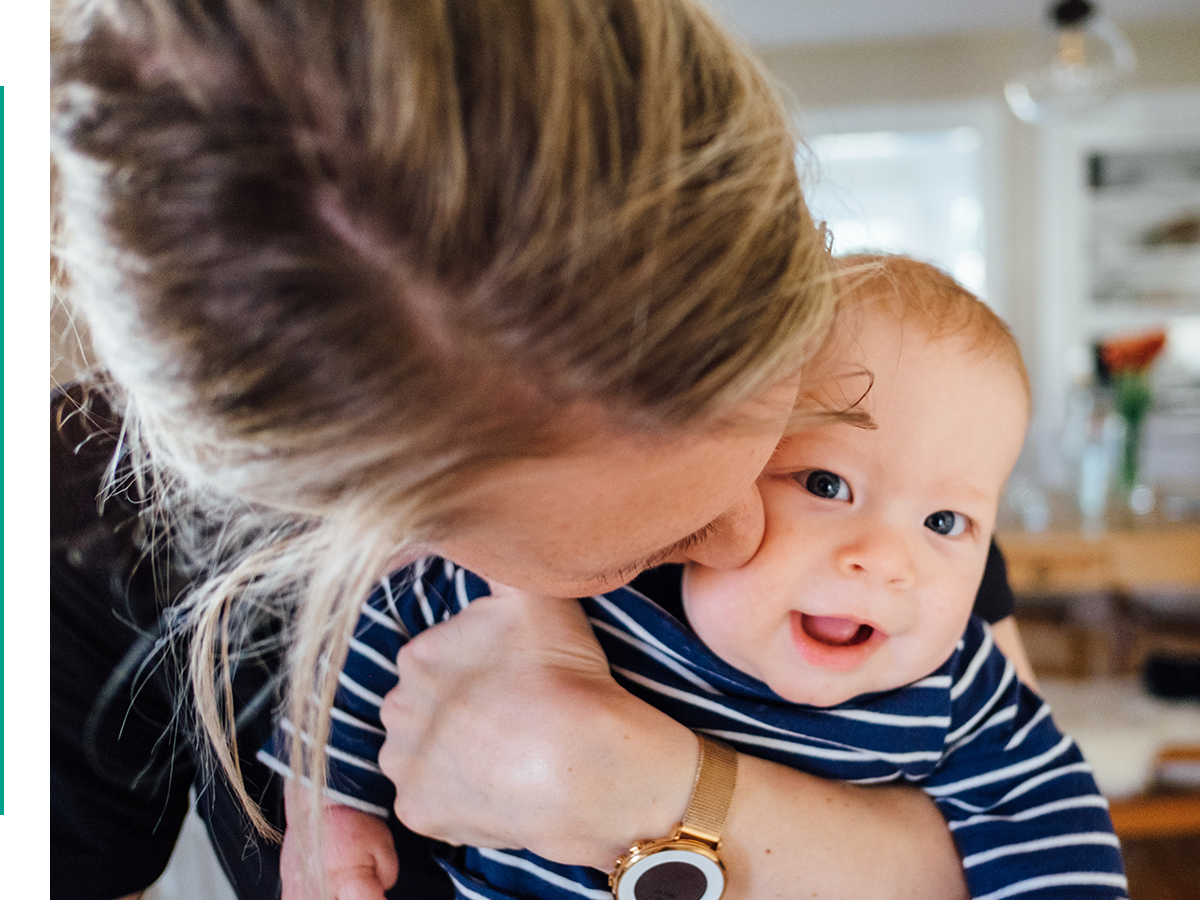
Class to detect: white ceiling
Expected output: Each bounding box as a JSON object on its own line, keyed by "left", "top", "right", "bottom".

{"left": 700, "top": 0, "right": 1200, "bottom": 48}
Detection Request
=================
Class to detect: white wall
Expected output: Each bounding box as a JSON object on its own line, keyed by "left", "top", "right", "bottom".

{"left": 756, "top": 17, "right": 1200, "bottom": 425}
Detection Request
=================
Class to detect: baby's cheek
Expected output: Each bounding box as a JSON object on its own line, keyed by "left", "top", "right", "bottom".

{"left": 681, "top": 569, "right": 733, "bottom": 637}
{"left": 912, "top": 607, "right": 975, "bottom": 679}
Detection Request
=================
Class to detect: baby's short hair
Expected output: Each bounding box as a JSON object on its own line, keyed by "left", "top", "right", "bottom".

{"left": 838, "top": 253, "right": 1029, "bottom": 397}
{"left": 794, "top": 254, "right": 1030, "bottom": 430}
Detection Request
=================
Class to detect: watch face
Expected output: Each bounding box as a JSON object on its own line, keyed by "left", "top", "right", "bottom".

{"left": 615, "top": 847, "right": 725, "bottom": 900}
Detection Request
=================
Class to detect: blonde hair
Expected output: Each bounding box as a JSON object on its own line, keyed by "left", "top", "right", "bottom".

{"left": 51, "top": 0, "right": 834, "bottom": 861}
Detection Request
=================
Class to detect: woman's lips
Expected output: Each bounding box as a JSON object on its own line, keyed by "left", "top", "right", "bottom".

{"left": 790, "top": 611, "right": 883, "bottom": 671}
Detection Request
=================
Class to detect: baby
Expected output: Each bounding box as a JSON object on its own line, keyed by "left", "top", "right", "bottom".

{"left": 263, "top": 255, "right": 1127, "bottom": 900}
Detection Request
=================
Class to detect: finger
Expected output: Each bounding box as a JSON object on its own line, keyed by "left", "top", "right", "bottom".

{"left": 373, "top": 844, "right": 400, "bottom": 891}
{"left": 329, "top": 869, "right": 390, "bottom": 900}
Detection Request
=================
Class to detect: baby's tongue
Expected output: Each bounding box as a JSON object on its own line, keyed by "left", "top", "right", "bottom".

{"left": 803, "top": 615, "right": 869, "bottom": 646}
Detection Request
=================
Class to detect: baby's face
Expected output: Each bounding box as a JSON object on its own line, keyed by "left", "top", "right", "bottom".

{"left": 682, "top": 312, "right": 1029, "bottom": 707}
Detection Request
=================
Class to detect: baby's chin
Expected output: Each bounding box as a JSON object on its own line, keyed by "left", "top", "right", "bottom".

{"left": 764, "top": 676, "right": 884, "bottom": 708}
{"left": 763, "top": 663, "right": 926, "bottom": 708}
{"left": 765, "top": 648, "right": 962, "bottom": 708}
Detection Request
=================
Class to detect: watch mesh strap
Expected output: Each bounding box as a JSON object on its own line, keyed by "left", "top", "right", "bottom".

{"left": 678, "top": 733, "right": 738, "bottom": 847}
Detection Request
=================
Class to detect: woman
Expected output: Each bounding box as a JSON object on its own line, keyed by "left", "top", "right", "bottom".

{"left": 52, "top": 1, "right": 1025, "bottom": 897}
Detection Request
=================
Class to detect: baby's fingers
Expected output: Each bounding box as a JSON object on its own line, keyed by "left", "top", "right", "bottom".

{"left": 330, "top": 867, "right": 391, "bottom": 900}
{"left": 371, "top": 838, "right": 400, "bottom": 892}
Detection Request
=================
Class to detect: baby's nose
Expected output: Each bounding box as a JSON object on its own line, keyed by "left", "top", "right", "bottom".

{"left": 836, "top": 524, "right": 917, "bottom": 589}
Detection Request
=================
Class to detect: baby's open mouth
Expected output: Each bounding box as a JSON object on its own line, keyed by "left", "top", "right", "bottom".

{"left": 801, "top": 614, "right": 875, "bottom": 647}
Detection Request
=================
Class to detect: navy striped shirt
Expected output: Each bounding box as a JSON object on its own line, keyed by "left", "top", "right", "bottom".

{"left": 261, "top": 557, "right": 1127, "bottom": 900}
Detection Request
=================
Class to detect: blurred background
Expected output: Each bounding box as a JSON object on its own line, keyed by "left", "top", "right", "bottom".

{"left": 51, "top": 1, "right": 1200, "bottom": 897}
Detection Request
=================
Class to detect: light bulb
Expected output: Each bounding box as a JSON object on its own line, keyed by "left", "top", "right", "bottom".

{"left": 1005, "top": 0, "right": 1136, "bottom": 124}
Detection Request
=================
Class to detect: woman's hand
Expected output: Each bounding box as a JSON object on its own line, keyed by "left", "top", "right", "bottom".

{"left": 377, "top": 587, "right": 698, "bottom": 867}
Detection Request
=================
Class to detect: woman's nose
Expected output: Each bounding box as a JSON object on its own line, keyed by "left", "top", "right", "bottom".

{"left": 836, "top": 524, "right": 916, "bottom": 589}
{"left": 680, "top": 487, "right": 766, "bottom": 570}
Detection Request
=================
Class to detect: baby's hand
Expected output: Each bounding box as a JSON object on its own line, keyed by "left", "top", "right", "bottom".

{"left": 281, "top": 792, "right": 399, "bottom": 900}
{"left": 324, "top": 805, "right": 399, "bottom": 900}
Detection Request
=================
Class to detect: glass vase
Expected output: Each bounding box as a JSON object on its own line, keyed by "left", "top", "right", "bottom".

{"left": 1112, "top": 372, "right": 1153, "bottom": 511}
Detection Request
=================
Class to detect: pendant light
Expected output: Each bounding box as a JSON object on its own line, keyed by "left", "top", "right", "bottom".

{"left": 1005, "top": 0, "right": 1136, "bottom": 124}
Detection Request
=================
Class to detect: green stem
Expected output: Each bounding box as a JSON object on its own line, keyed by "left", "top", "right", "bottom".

{"left": 1114, "top": 372, "right": 1152, "bottom": 491}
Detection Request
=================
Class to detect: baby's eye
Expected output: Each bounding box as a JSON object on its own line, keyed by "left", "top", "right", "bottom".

{"left": 925, "top": 510, "right": 968, "bottom": 536}
{"left": 799, "top": 470, "right": 851, "bottom": 501}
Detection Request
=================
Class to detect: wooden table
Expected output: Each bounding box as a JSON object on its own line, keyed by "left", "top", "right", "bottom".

{"left": 997, "top": 525, "right": 1200, "bottom": 598}
{"left": 1110, "top": 791, "right": 1200, "bottom": 838}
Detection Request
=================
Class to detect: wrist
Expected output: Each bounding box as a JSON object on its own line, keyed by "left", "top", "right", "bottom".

{"left": 540, "top": 684, "right": 699, "bottom": 867}
{"left": 603, "top": 692, "right": 702, "bottom": 854}
{"left": 610, "top": 733, "right": 739, "bottom": 900}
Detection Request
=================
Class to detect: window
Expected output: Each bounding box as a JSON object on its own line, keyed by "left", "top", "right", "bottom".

{"left": 796, "top": 100, "right": 1006, "bottom": 314}
{"left": 805, "top": 127, "right": 987, "bottom": 297}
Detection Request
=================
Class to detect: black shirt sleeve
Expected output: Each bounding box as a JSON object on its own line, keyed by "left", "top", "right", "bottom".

{"left": 51, "top": 385, "right": 196, "bottom": 899}
{"left": 974, "top": 540, "right": 1017, "bottom": 623}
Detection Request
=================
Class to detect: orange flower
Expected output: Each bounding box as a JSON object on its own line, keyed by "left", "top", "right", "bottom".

{"left": 1099, "top": 329, "right": 1167, "bottom": 375}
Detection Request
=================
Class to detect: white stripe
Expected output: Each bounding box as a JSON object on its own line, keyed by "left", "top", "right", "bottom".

{"left": 360, "top": 601, "right": 406, "bottom": 636}
{"left": 946, "top": 664, "right": 1014, "bottom": 745}
{"left": 256, "top": 748, "right": 297, "bottom": 783}
{"left": 926, "top": 734, "right": 1076, "bottom": 797}
{"left": 989, "top": 761, "right": 1095, "bottom": 810}
{"left": 348, "top": 636, "right": 399, "bottom": 676}
{"left": 963, "top": 831, "right": 1122, "bottom": 868}
{"left": 612, "top": 667, "right": 885, "bottom": 756}
{"left": 276, "top": 720, "right": 383, "bottom": 773}
{"left": 378, "top": 578, "right": 408, "bottom": 634}
{"left": 845, "top": 771, "right": 908, "bottom": 785}
{"left": 1006, "top": 702, "right": 1051, "bottom": 751}
{"left": 446, "top": 872, "right": 496, "bottom": 900}
{"left": 454, "top": 567, "right": 473, "bottom": 612}
{"left": 969, "top": 703, "right": 1019, "bottom": 744}
{"left": 705, "top": 728, "right": 942, "bottom": 766}
{"left": 324, "top": 743, "right": 383, "bottom": 774}
{"left": 254, "top": 749, "right": 391, "bottom": 818}
{"left": 319, "top": 787, "right": 392, "bottom": 819}
{"left": 824, "top": 707, "right": 950, "bottom": 728}
{"left": 476, "top": 849, "right": 613, "bottom": 899}
{"left": 944, "top": 703, "right": 1017, "bottom": 758}
{"left": 910, "top": 674, "right": 953, "bottom": 689}
{"left": 951, "top": 627, "right": 996, "bottom": 700}
{"left": 591, "top": 594, "right": 712, "bottom": 677}
{"left": 330, "top": 704, "right": 385, "bottom": 736}
{"left": 974, "top": 872, "right": 1128, "bottom": 900}
{"left": 591, "top": 619, "right": 721, "bottom": 695}
{"left": 337, "top": 671, "right": 385, "bottom": 707}
{"left": 412, "top": 572, "right": 437, "bottom": 627}
{"left": 949, "top": 795, "right": 1110, "bottom": 831}
{"left": 615, "top": 667, "right": 943, "bottom": 763}
{"left": 936, "top": 762, "right": 1098, "bottom": 816}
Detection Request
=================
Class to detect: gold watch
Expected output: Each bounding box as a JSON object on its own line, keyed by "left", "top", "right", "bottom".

{"left": 609, "top": 733, "right": 738, "bottom": 900}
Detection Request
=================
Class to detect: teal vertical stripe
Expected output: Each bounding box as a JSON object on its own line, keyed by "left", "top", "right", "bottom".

{"left": 1, "top": 84, "right": 7, "bottom": 816}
